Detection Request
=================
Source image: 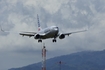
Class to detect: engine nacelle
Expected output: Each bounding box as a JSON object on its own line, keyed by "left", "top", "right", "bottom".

{"left": 34, "top": 34, "right": 40, "bottom": 39}
{"left": 59, "top": 34, "right": 65, "bottom": 39}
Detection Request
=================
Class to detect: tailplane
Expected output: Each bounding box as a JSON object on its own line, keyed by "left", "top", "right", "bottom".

{"left": 37, "top": 14, "right": 42, "bottom": 31}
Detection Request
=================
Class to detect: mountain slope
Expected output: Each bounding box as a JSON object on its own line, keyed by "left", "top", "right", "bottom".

{"left": 9, "top": 50, "right": 105, "bottom": 70}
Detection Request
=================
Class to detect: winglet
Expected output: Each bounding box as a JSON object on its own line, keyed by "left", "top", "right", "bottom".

{"left": 0, "top": 25, "right": 4, "bottom": 32}
{"left": 86, "top": 23, "right": 90, "bottom": 31}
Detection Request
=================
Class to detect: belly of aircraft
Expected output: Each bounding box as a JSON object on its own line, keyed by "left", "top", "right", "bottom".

{"left": 41, "top": 31, "right": 58, "bottom": 39}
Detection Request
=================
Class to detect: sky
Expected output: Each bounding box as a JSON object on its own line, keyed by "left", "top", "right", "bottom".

{"left": 0, "top": 0, "right": 105, "bottom": 70}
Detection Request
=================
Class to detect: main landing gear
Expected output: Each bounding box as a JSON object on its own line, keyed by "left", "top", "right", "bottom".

{"left": 38, "top": 39, "right": 57, "bottom": 43}
{"left": 52, "top": 39, "right": 56, "bottom": 42}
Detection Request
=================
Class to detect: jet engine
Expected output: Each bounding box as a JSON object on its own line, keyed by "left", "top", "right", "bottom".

{"left": 34, "top": 34, "right": 40, "bottom": 39}
{"left": 59, "top": 34, "right": 65, "bottom": 39}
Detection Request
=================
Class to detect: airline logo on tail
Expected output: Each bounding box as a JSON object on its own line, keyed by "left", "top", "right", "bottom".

{"left": 37, "top": 14, "right": 41, "bottom": 31}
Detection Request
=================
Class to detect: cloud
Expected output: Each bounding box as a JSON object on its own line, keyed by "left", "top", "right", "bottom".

{"left": 23, "top": 0, "right": 70, "bottom": 14}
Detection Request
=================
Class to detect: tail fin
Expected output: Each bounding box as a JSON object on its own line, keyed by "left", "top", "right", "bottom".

{"left": 37, "top": 14, "right": 42, "bottom": 31}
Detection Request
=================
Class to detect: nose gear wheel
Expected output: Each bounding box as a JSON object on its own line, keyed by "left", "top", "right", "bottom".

{"left": 38, "top": 39, "right": 42, "bottom": 42}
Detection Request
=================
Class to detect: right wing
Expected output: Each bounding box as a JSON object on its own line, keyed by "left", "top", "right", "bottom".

{"left": 62, "top": 30, "right": 87, "bottom": 36}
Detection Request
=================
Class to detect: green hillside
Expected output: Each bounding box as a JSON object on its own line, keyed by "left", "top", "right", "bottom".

{"left": 9, "top": 50, "right": 105, "bottom": 70}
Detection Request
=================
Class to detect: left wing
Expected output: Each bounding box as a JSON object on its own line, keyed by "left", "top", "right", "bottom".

{"left": 19, "top": 32, "right": 36, "bottom": 37}
{"left": 62, "top": 30, "right": 87, "bottom": 36}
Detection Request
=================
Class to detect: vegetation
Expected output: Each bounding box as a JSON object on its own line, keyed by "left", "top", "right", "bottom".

{"left": 9, "top": 50, "right": 105, "bottom": 70}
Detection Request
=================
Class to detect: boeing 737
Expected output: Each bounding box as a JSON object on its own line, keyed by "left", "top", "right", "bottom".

{"left": 19, "top": 15, "right": 87, "bottom": 42}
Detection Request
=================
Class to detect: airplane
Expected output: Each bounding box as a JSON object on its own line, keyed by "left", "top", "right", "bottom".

{"left": 1, "top": 14, "right": 87, "bottom": 43}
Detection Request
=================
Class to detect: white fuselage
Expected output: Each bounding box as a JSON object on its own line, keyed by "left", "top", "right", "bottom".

{"left": 34, "top": 26, "right": 59, "bottom": 39}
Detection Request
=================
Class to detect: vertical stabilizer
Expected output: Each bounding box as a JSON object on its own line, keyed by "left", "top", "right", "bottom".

{"left": 37, "top": 14, "right": 42, "bottom": 31}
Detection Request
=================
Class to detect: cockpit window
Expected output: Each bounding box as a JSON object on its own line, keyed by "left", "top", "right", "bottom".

{"left": 56, "top": 27, "right": 59, "bottom": 30}
{"left": 55, "top": 27, "right": 59, "bottom": 30}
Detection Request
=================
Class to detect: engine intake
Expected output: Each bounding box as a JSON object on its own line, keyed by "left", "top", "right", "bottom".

{"left": 34, "top": 34, "right": 40, "bottom": 39}
{"left": 59, "top": 34, "right": 65, "bottom": 39}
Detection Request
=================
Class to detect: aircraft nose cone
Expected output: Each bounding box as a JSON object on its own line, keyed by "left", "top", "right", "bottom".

{"left": 54, "top": 28, "right": 57, "bottom": 30}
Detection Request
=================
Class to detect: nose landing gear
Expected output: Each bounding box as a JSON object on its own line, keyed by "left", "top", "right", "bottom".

{"left": 38, "top": 39, "right": 42, "bottom": 43}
